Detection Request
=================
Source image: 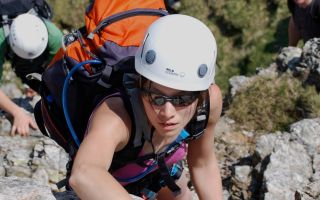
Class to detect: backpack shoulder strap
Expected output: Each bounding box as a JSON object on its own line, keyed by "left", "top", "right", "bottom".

{"left": 1, "top": 15, "right": 10, "bottom": 41}
{"left": 87, "top": 8, "right": 168, "bottom": 39}
{"left": 123, "top": 73, "right": 151, "bottom": 147}
{"left": 109, "top": 87, "right": 147, "bottom": 171}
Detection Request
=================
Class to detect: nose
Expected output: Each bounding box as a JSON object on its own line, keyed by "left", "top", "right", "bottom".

{"left": 158, "top": 101, "right": 175, "bottom": 120}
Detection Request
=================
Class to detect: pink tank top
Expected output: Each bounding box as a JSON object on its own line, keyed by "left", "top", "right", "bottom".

{"left": 112, "top": 143, "right": 187, "bottom": 186}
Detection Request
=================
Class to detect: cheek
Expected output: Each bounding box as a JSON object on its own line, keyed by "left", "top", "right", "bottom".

{"left": 177, "top": 102, "right": 198, "bottom": 123}
{"left": 142, "top": 97, "right": 156, "bottom": 122}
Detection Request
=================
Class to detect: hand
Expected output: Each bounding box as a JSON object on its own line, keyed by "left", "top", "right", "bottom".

{"left": 11, "top": 109, "right": 38, "bottom": 136}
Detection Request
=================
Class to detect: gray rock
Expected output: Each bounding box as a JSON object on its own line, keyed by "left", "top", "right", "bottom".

{"left": 255, "top": 132, "right": 291, "bottom": 161}
{"left": 0, "top": 135, "right": 68, "bottom": 190}
{"left": 313, "top": 153, "right": 320, "bottom": 182}
{"left": 290, "top": 118, "right": 320, "bottom": 156}
{"left": 228, "top": 75, "right": 249, "bottom": 97}
{"left": 300, "top": 38, "right": 320, "bottom": 70}
{"left": 263, "top": 141, "right": 312, "bottom": 200}
{"left": 234, "top": 165, "right": 252, "bottom": 184}
{"left": 0, "top": 83, "right": 22, "bottom": 99}
{"left": 0, "top": 176, "right": 55, "bottom": 200}
{"left": 276, "top": 46, "right": 302, "bottom": 72}
{"left": 300, "top": 38, "right": 320, "bottom": 90}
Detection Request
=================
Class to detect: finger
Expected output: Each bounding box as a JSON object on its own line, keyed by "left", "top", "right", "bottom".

{"left": 30, "top": 120, "right": 38, "bottom": 130}
{"left": 18, "top": 127, "right": 27, "bottom": 137}
{"left": 23, "top": 131, "right": 29, "bottom": 137}
{"left": 21, "top": 127, "right": 29, "bottom": 137}
{"left": 25, "top": 126, "right": 30, "bottom": 136}
{"left": 17, "top": 127, "right": 23, "bottom": 136}
{"left": 11, "top": 126, "right": 17, "bottom": 136}
{"left": 21, "top": 128, "right": 28, "bottom": 137}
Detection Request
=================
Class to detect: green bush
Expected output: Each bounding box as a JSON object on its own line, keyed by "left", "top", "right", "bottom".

{"left": 48, "top": 0, "right": 90, "bottom": 30}
{"left": 225, "top": 74, "right": 320, "bottom": 132}
{"left": 179, "top": 0, "right": 290, "bottom": 94}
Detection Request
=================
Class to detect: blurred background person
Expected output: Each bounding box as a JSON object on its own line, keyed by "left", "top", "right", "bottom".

{"left": 288, "top": 0, "right": 320, "bottom": 46}
{"left": 0, "top": 0, "right": 63, "bottom": 136}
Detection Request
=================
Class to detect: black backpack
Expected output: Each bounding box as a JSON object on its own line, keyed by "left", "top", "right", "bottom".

{"left": 0, "top": 0, "right": 52, "bottom": 43}
{"left": 34, "top": 0, "right": 169, "bottom": 153}
{"left": 0, "top": 0, "right": 52, "bottom": 21}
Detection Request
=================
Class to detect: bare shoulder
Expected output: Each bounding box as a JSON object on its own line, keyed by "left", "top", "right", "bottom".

{"left": 187, "top": 84, "right": 222, "bottom": 158}
{"left": 86, "top": 96, "right": 132, "bottom": 152}
{"left": 72, "top": 96, "right": 132, "bottom": 170}
{"left": 208, "top": 84, "right": 222, "bottom": 100}
{"left": 208, "top": 84, "right": 223, "bottom": 124}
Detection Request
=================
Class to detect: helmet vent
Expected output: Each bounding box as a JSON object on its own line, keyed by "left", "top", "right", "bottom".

{"left": 145, "top": 50, "right": 156, "bottom": 64}
{"left": 198, "top": 64, "right": 208, "bottom": 78}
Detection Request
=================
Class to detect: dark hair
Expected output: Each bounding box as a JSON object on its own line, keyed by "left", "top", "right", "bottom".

{"left": 287, "top": 0, "right": 296, "bottom": 15}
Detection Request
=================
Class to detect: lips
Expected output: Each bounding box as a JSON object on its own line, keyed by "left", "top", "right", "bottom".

{"left": 159, "top": 122, "right": 177, "bottom": 126}
{"left": 158, "top": 122, "right": 178, "bottom": 130}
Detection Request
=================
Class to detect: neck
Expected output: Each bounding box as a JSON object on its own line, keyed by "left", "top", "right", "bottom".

{"left": 151, "top": 131, "right": 179, "bottom": 153}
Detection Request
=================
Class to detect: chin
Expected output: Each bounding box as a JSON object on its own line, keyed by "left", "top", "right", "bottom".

{"left": 155, "top": 126, "right": 182, "bottom": 138}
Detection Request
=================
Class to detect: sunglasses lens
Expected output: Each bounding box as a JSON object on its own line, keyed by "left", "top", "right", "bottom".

{"left": 142, "top": 89, "right": 199, "bottom": 107}
{"left": 180, "top": 95, "right": 196, "bottom": 105}
{"left": 153, "top": 96, "right": 166, "bottom": 106}
{"left": 172, "top": 97, "right": 181, "bottom": 106}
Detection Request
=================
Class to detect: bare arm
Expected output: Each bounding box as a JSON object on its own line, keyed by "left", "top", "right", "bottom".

{"left": 0, "top": 89, "right": 37, "bottom": 136}
{"left": 288, "top": 16, "right": 301, "bottom": 47}
{"left": 187, "top": 84, "right": 223, "bottom": 200}
{"left": 69, "top": 97, "right": 134, "bottom": 200}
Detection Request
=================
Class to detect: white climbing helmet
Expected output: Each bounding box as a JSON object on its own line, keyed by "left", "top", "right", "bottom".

{"left": 135, "top": 14, "right": 217, "bottom": 91}
{"left": 9, "top": 13, "right": 48, "bottom": 59}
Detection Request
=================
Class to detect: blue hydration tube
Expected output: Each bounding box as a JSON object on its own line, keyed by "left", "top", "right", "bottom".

{"left": 62, "top": 59, "right": 102, "bottom": 147}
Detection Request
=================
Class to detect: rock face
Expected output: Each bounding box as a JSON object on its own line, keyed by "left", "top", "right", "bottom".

{"left": 276, "top": 38, "right": 320, "bottom": 91}
{"left": 216, "top": 39, "right": 320, "bottom": 200}
{"left": 216, "top": 117, "right": 320, "bottom": 200}
{"left": 0, "top": 176, "right": 56, "bottom": 200}
{"left": 0, "top": 129, "right": 69, "bottom": 191}
{"left": 0, "top": 82, "right": 69, "bottom": 192}
{"left": 257, "top": 119, "right": 320, "bottom": 200}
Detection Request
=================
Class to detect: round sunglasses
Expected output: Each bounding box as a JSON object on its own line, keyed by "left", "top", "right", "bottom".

{"left": 141, "top": 88, "right": 200, "bottom": 107}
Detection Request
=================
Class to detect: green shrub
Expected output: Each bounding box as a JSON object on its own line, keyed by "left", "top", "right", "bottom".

{"left": 225, "top": 74, "right": 320, "bottom": 132}
{"left": 177, "top": 0, "right": 290, "bottom": 94}
{"left": 48, "top": 0, "right": 90, "bottom": 30}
